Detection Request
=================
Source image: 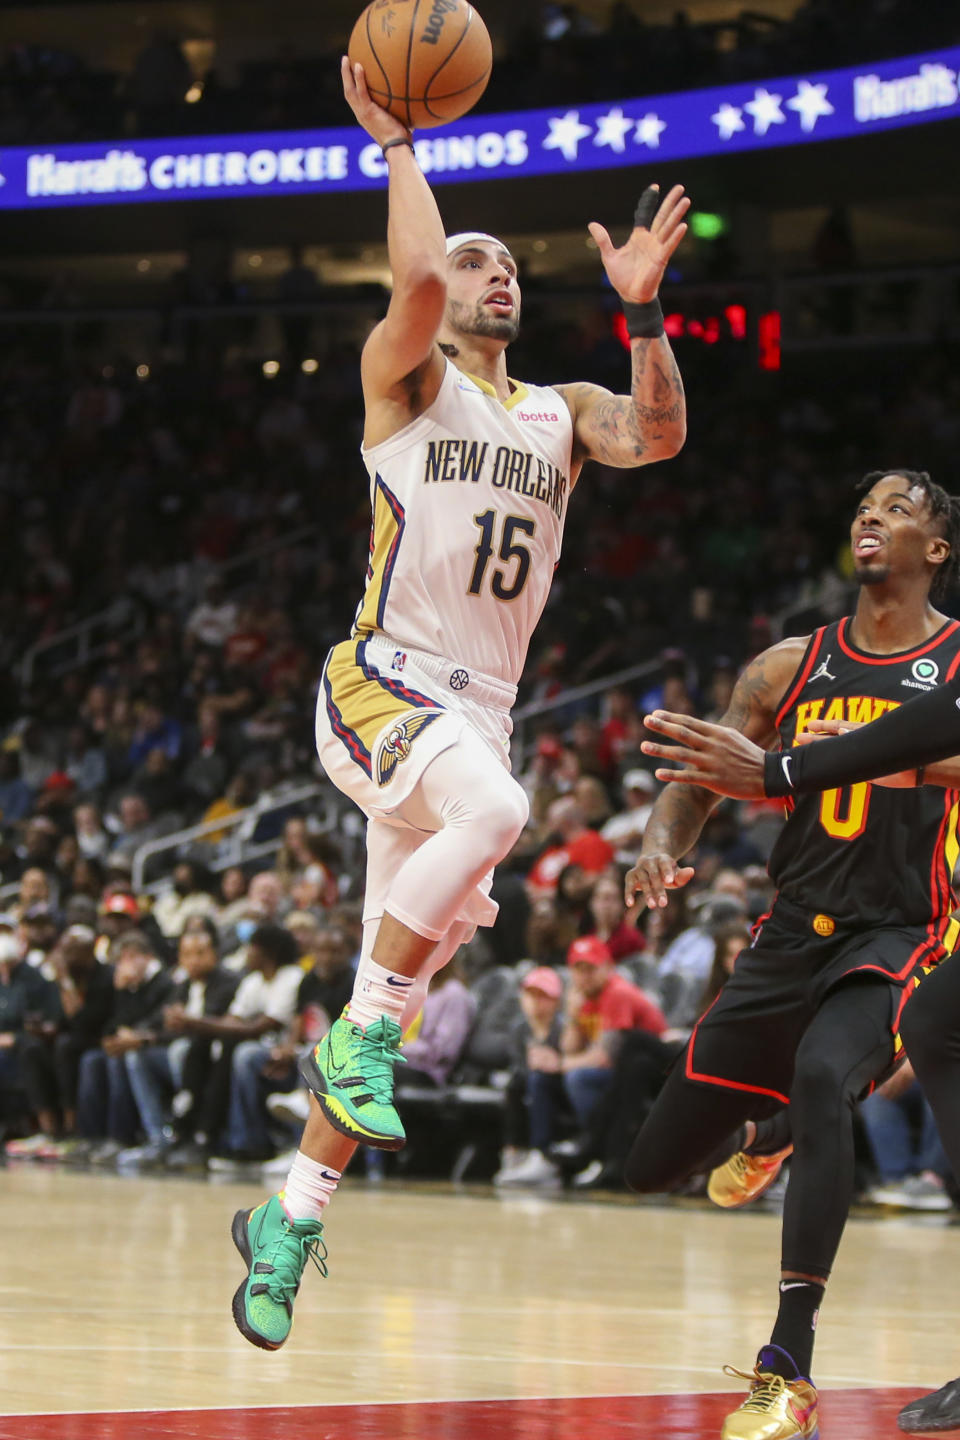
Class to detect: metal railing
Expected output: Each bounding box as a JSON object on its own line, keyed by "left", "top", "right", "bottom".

{"left": 17, "top": 524, "right": 318, "bottom": 688}
{"left": 19, "top": 596, "right": 146, "bottom": 688}
{"left": 512, "top": 656, "right": 662, "bottom": 761}
{"left": 131, "top": 778, "right": 340, "bottom": 891}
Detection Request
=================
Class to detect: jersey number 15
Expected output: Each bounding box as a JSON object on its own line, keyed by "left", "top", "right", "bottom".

{"left": 468, "top": 510, "right": 536, "bottom": 602}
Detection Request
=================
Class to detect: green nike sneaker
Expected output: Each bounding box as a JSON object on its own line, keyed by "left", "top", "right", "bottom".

{"left": 298, "top": 1012, "right": 407, "bottom": 1150}
{"left": 231, "top": 1194, "right": 327, "bottom": 1351}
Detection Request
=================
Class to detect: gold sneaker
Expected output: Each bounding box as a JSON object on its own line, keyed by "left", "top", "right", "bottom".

{"left": 721, "top": 1349, "right": 819, "bottom": 1440}
{"left": 708, "top": 1145, "right": 793, "bottom": 1209}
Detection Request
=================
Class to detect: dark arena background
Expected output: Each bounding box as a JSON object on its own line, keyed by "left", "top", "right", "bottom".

{"left": 1, "top": 1, "right": 959, "bottom": 1435}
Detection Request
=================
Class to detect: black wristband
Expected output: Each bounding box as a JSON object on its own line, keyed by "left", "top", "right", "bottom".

{"left": 763, "top": 749, "right": 793, "bottom": 798}
{"left": 916, "top": 765, "right": 926, "bottom": 787}
{"left": 382, "top": 137, "right": 415, "bottom": 156}
{"left": 622, "top": 297, "right": 664, "bottom": 339}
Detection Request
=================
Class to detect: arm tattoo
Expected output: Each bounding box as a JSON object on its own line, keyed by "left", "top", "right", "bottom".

{"left": 565, "top": 334, "right": 686, "bottom": 467}
{"left": 642, "top": 782, "right": 718, "bottom": 861}
{"left": 631, "top": 344, "right": 685, "bottom": 438}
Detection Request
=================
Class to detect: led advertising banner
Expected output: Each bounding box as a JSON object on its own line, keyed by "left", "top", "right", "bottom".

{"left": 0, "top": 44, "right": 956, "bottom": 210}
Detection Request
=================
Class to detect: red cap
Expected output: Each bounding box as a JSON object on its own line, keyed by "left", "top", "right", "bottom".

{"left": 43, "top": 771, "right": 75, "bottom": 792}
{"left": 101, "top": 893, "right": 140, "bottom": 918}
{"left": 567, "top": 935, "right": 613, "bottom": 967}
{"left": 536, "top": 736, "right": 563, "bottom": 760}
{"left": 522, "top": 966, "right": 563, "bottom": 999}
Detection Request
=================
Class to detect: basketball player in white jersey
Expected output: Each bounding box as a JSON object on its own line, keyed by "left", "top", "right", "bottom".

{"left": 231, "top": 56, "right": 689, "bottom": 1351}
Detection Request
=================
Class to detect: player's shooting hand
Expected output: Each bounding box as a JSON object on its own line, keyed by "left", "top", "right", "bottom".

{"left": 798, "top": 718, "right": 918, "bottom": 788}
{"left": 640, "top": 711, "right": 768, "bottom": 800}
{"left": 588, "top": 184, "right": 690, "bottom": 303}
{"left": 341, "top": 56, "right": 413, "bottom": 148}
{"left": 624, "top": 851, "right": 696, "bottom": 911}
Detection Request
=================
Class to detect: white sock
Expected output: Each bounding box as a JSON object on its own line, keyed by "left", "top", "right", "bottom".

{"left": 347, "top": 955, "right": 414, "bottom": 1029}
{"left": 281, "top": 1152, "right": 341, "bottom": 1222}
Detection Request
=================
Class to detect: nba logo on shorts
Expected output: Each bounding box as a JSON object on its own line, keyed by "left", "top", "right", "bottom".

{"left": 392, "top": 650, "right": 407, "bottom": 672}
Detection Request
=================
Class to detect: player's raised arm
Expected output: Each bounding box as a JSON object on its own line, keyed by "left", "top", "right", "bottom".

{"left": 340, "top": 58, "right": 448, "bottom": 403}
{"left": 557, "top": 185, "right": 689, "bottom": 470}
{"left": 624, "top": 638, "right": 805, "bottom": 909}
{"left": 641, "top": 665, "right": 960, "bottom": 799}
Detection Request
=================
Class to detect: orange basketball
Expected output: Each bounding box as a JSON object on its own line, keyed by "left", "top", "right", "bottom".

{"left": 348, "top": 0, "right": 493, "bottom": 131}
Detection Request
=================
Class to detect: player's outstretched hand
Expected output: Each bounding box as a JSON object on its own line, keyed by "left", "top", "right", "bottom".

{"left": 641, "top": 710, "right": 768, "bottom": 799}
{"left": 341, "top": 56, "right": 413, "bottom": 148}
{"left": 587, "top": 184, "right": 690, "bottom": 304}
{"left": 624, "top": 852, "right": 696, "bottom": 911}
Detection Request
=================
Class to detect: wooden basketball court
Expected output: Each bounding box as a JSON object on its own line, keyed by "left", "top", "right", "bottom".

{"left": 1, "top": 1164, "right": 957, "bottom": 1437}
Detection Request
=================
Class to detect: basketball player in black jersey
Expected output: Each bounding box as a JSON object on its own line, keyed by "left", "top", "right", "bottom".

{"left": 635, "top": 479, "right": 960, "bottom": 1437}
{"left": 623, "top": 471, "right": 960, "bottom": 1440}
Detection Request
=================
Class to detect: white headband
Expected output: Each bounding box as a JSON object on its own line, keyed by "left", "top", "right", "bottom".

{"left": 445, "top": 231, "right": 511, "bottom": 257}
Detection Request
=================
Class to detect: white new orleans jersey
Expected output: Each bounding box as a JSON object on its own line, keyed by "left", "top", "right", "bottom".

{"left": 353, "top": 357, "right": 573, "bottom": 687}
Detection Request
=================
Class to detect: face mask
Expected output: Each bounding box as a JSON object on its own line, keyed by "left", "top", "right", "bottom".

{"left": 0, "top": 934, "right": 21, "bottom": 962}
{"left": 235, "top": 919, "right": 256, "bottom": 944}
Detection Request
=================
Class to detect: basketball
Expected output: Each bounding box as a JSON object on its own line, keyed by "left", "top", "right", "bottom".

{"left": 348, "top": 0, "right": 493, "bottom": 130}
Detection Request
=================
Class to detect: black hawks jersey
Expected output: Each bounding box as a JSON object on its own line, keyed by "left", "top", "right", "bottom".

{"left": 769, "top": 615, "right": 960, "bottom": 933}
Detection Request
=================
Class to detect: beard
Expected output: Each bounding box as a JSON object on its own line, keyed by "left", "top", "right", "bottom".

{"left": 853, "top": 560, "right": 891, "bottom": 587}
{"left": 448, "top": 298, "right": 520, "bottom": 345}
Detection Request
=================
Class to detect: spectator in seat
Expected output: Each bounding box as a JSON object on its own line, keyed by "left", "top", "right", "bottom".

{"left": 73, "top": 802, "right": 109, "bottom": 861}
{"left": 654, "top": 892, "right": 746, "bottom": 1031}
{"left": 21, "top": 903, "right": 61, "bottom": 970}
{"left": 127, "top": 698, "right": 182, "bottom": 772}
{"left": 0, "top": 915, "right": 60, "bottom": 1143}
{"left": 178, "top": 922, "right": 303, "bottom": 1168}
{"left": 601, "top": 770, "right": 658, "bottom": 864}
{"left": 495, "top": 965, "right": 567, "bottom": 1188}
{"left": 560, "top": 935, "right": 667, "bottom": 1130}
{"left": 259, "top": 926, "right": 356, "bottom": 1176}
{"left": 62, "top": 724, "right": 107, "bottom": 797}
{"left": 8, "top": 924, "right": 113, "bottom": 1157}
{"left": 152, "top": 860, "right": 219, "bottom": 941}
{"left": 15, "top": 867, "right": 52, "bottom": 922}
{"left": 185, "top": 576, "right": 238, "bottom": 651}
{"left": 181, "top": 702, "right": 231, "bottom": 808}
{"left": 526, "top": 796, "right": 615, "bottom": 899}
{"left": 862, "top": 1062, "right": 953, "bottom": 1212}
{"left": 585, "top": 870, "right": 645, "bottom": 963}
{"left": 217, "top": 866, "right": 251, "bottom": 932}
{"left": 396, "top": 960, "right": 477, "bottom": 1091}
{"left": 123, "top": 921, "right": 238, "bottom": 1167}
{"left": 523, "top": 895, "right": 576, "bottom": 969}
{"left": 108, "top": 792, "right": 165, "bottom": 861}
{"left": 0, "top": 749, "right": 34, "bottom": 824}
{"left": 74, "top": 929, "right": 175, "bottom": 1163}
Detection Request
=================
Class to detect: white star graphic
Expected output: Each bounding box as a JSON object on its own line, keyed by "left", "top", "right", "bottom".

{"left": 635, "top": 112, "right": 667, "bottom": 148}
{"left": 787, "top": 79, "right": 835, "bottom": 132}
{"left": 593, "top": 107, "right": 634, "bottom": 153}
{"left": 744, "top": 87, "right": 786, "bottom": 136}
{"left": 543, "top": 110, "right": 593, "bottom": 162}
{"left": 711, "top": 102, "right": 744, "bottom": 141}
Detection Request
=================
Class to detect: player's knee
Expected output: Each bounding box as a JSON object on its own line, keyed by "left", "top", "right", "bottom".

{"left": 471, "top": 779, "right": 529, "bottom": 863}
{"left": 901, "top": 984, "right": 949, "bottom": 1059}
{"left": 791, "top": 1048, "right": 847, "bottom": 1115}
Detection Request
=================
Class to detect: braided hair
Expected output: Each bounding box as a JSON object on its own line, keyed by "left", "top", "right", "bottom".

{"left": 856, "top": 469, "right": 960, "bottom": 603}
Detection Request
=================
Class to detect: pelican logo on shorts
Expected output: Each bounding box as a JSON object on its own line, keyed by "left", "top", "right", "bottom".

{"left": 376, "top": 711, "right": 440, "bottom": 787}
{"left": 449, "top": 668, "right": 470, "bottom": 691}
{"left": 812, "top": 913, "right": 836, "bottom": 938}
